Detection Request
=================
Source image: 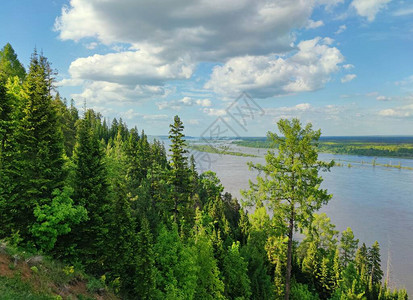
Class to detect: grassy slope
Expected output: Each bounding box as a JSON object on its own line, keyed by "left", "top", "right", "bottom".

{"left": 0, "top": 243, "right": 118, "bottom": 300}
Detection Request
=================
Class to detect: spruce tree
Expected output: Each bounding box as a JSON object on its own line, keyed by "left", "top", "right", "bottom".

{"left": 69, "top": 109, "right": 111, "bottom": 273}
{"left": 0, "top": 43, "right": 26, "bottom": 81}
{"left": 340, "top": 227, "right": 359, "bottom": 267}
{"left": 0, "top": 50, "right": 65, "bottom": 244}
{"left": 168, "top": 115, "right": 191, "bottom": 223}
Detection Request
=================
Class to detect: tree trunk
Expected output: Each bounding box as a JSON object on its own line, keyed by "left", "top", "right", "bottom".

{"left": 285, "top": 212, "right": 294, "bottom": 300}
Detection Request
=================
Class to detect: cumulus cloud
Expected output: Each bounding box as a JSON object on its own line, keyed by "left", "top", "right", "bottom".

{"left": 205, "top": 37, "right": 344, "bottom": 98}
{"left": 351, "top": 0, "right": 391, "bottom": 21}
{"left": 341, "top": 74, "right": 357, "bottom": 83}
{"left": 379, "top": 104, "right": 413, "bottom": 118}
{"left": 156, "top": 97, "right": 212, "bottom": 110}
{"left": 55, "top": 0, "right": 348, "bottom": 102}
{"left": 72, "top": 81, "right": 166, "bottom": 104}
{"left": 55, "top": 0, "right": 331, "bottom": 61}
{"left": 68, "top": 47, "right": 194, "bottom": 86}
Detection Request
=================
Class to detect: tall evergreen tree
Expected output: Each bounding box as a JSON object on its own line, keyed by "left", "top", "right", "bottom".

{"left": 0, "top": 50, "right": 65, "bottom": 244}
{"left": 67, "top": 110, "right": 111, "bottom": 273}
{"left": 340, "top": 227, "right": 359, "bottom": 267}
{"left": 0, "top": 43, "right": 26, "bottom": 81}
{"left": 242, "top": 118, "right": 334, "bottom": 300}
{"left": 168, "top": 115, "right": 192, "bottom": 224}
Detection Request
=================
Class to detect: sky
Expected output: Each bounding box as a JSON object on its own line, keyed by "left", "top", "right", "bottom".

{"left": 0, "top": 0, "right": 412, "bottom": 136}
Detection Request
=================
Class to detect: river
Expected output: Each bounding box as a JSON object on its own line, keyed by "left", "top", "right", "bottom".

{"left": 190, "top": 144, "right": 413, "bottom": 294}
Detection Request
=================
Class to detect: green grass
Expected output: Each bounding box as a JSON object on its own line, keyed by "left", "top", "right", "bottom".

{"left": 0, "top": 276, "right": 55, "bottom": 300}
{"left": 188, "top": 144, "right": 257, "bottom": 157}
{"left": 0, "top": 242, "right": 117, "bottom": 300}
{"left": 232, "top": 140, "right": 413, "bottom": 159}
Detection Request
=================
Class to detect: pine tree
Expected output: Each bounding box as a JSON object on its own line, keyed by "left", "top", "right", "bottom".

{"left": 0, "top": 50, "right": 65, "bottom": 244}
{"left": 368, "top": 241, "right": 383, "bottom": 286}
{"left": 68, "top": 110, "right": 111, "bottom": 273}
{"left": 168, "top": 115, "right": 192, "bottom": 224}
{"left": 135, "top": 217, "right": 156, "bottom": 299}
{"left": 340, "top": 227, "right": 359, "bottom": 268}
{"left": 0, "top": 43, "right": 26, "bottom": 81}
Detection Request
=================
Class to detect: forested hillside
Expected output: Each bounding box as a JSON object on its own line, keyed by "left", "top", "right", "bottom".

{"left": 0, "top": 44, "right": 408, "bottom": 299}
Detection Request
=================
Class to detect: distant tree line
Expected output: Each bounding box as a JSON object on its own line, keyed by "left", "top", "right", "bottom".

{"left": 0, "top": 43, "right": 408, "bottom": 299}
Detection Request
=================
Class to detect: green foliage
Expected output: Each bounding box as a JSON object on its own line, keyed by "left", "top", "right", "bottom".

{"left": 154, "top": 225, "right": 198, "bottom": 300}
{"left": 0, "top": 43, "right": 26, "bottom": 81}
{"left": 0, "top": 50, "right": 65, "bottom": 245}
{"left": 222, "top": 242, "right": 251, "bottom": 299}
{"left": 31, "top": 187, "right": 87, "bottom": 252}
{"left": 242, "top": 118, "right": 334, "bottom": 299}
{"left": 290, "top": 281, "right": 320, "bottom": 300}
{"left": 0, "top": 46, "right": 408, "bottom": 299}
{"left": 340, "top": 228, "right": 359, "bottom": 268}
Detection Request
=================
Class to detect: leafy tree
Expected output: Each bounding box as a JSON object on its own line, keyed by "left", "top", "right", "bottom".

{"left": 242, "top": 118, "right": 333, "bottom": 300}
{"left": 222, "top": 241, "right": 251, "bottom": 299}
{"left": 30, "top": 187, "right": 86, "bottom": 252}
{"left": 340, "top": 227, "right": 359, "bottom": 267}
{"left": 154, "top": 225, "right": 198, "bottom": 300}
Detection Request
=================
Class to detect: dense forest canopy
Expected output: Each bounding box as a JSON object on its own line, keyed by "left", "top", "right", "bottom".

{"left": 0, "top": 44, "right": 408, "bottom": 299}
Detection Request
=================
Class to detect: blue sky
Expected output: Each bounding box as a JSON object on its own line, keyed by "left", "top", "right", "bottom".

{"left": 1, "top": 0, "right": 413, "bottom": 136}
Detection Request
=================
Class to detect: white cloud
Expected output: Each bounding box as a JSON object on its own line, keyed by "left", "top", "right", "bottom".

{"left": 196, "top": 99, "right": 212, "bottom": 107}
{"left": 72, "top": 81, "right": 166, "bottom": 104}
{"left": 341, "top": 74, "right": 357, "bottom": 83}
{"left": 68, "top": 47, "right": 194, "bottom": 86}
{"left": 157, "top": 97, "right": 212, "bottom": 110}
{"left": 335, "top": 24, "right": 347, "bottom": 34}
{"left": 343, "top": 64, "right": 354, "bottom": 69}
{"left": 203, "top": 108, "right": 227, "bottom": 116}
{"left": 379, "top": 104, "right": 413, "bottom": 118}
{"left": 351, "top": 0, "right": 391, "bottom": 21}
{"left": 85, "top": 42, "right": 98, "bottom": 50}
{"left": 376, "top": 95, "right": 391, "bottom": 101}
{"left": 306, "top": 19, "right": 324, "bottom": 29}
{"left": 55, "top": 0, "right": 324, "bottom": 61}
{"left": 56, "top": 0, "right": 348, "bottom": 103}
{"left": 205, "top": 37, "right": 344, "bottom": 98}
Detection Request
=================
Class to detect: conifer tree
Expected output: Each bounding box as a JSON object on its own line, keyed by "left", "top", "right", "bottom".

{"left": 340, "top": 227, "right": 359, "bottom": 267}
{"left": 0, "top": 50, "right": 65, "bottom": 243}
{"left": 368, "top": 241, "right": 383, "bottom": 286}
{"left": 243, "top": 118, "right": 333, "bottom": 300}
{"left": 168, "top": 115, "right": 192, "bottom": 223}
{"left": 0, "top": 43, "right": 26, "bottom": 81}
{"left": 69, "top": 110, "right": 111, "bottom": 273}
{"left": 135, "top": 217, "right": 156, "bottom": 299}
